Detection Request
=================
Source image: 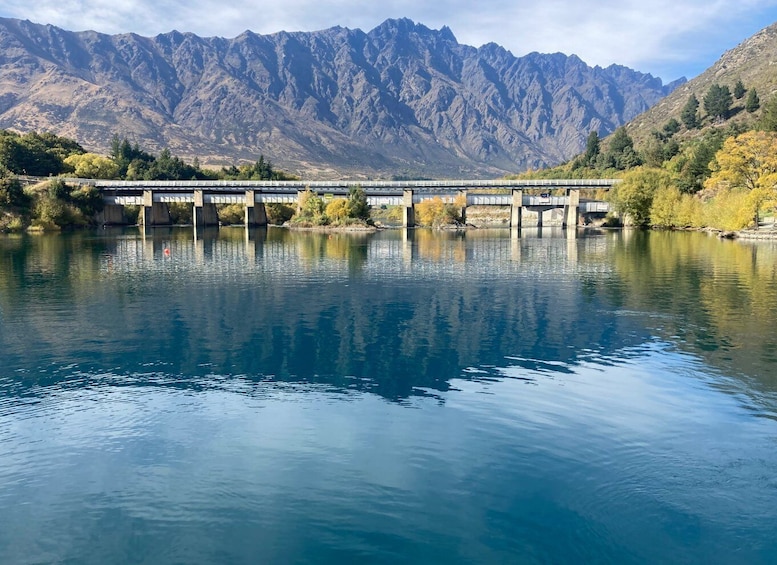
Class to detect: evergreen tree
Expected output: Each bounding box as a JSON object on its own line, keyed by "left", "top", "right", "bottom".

{"left": 347, "top": 186, "right": 370, "bottom": 220}
{"left": 662, "top": 118, "right": 681, "bottom": 137}
{"left": 604, "top": 127, "right": 642, "bottom": 170}
{"left": 582, "top": 130, "right": 600, "bottom": 166}
{"left": 703, "top": 84, "right": 733, "bottom": 121}
{"left": 745, "top": 88, "right": 760, "bottom": 113}
{"left": 759, "top": 94, "right": 777, "bottom": 131}
{"left": 681, "top": 95, "right": 700, "bottom": 129}
{"left": 733, "top": 79, "right": 746, "bottom": 99}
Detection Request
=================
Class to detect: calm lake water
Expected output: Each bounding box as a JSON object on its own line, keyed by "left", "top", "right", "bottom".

{"left": 1, "top": 227, "right": 776, "bottom": 564}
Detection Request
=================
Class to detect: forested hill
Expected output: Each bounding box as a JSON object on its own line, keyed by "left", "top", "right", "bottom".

{"left": 0, "top": 17, "right": 682, "bottom": 178}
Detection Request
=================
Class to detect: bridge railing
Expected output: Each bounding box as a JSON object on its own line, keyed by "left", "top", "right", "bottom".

{"left": 86, "top": 178, "right": 621, "bottom": 193}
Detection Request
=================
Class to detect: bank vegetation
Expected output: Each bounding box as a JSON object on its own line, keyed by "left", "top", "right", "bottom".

{"left": 515, "top": 81, "right": 777, "bottom": 232}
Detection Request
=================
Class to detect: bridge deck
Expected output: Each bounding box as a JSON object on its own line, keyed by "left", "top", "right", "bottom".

{"left": 82, "top": 178, "right": 620, "bottom": 194}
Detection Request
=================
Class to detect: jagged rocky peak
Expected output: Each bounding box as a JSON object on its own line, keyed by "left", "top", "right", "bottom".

{"left": 0, "top": 16, "right": 682, "bottom": 178}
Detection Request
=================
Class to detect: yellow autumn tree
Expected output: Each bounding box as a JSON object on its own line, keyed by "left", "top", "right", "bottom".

{"left": 704, "top": 131, "right": 777, "bottom": 228}
{"left": 64, "top": 153, "right": 119, "bottom": 179}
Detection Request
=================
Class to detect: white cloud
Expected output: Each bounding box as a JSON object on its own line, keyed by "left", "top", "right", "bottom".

{"left": 1, "top": 0, "right": 777, "bottom": 79}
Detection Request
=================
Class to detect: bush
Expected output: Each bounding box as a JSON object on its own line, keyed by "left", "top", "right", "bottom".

{"left": 266, "top": 203, "right": 294, "bottom": 225}
{"left": 292, "top": 189, "right": 328, "bottom": 225}
{"left": 609, "top": 167, "right": 677, "bottom": 227}
{"left": 325, "top": 198, "right": 350, "bottom": 224}
{"left": 702, "top": 189, "right": 754, "bottom": 231}
{"left": 218, "top": 203, "right": 244, "bottom": 225}
{"left": 415, "top": 196, "right": 463, "bottom": 227}
{"left": 0, "top": 168, "right": 29, "bottom": 210}
{"left": 168, "top": 202, "right": 191, "bottom": 224}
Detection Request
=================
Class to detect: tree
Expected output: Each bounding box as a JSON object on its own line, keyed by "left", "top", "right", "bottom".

{"left": 325, "top": 199, "right": 350, "bottom": 223}
{"left": 583, "top": 130, "right": 600, "bottom": 166}
{"left": 758, "top": 95, "right": 777, "bottom": 131}
{"left": 662, "top": 118, "right": 681, "bottom": 137}
{"left": 733, "top": 79, "right": 746, "bottom": 100}
{"left": 604, "top": 127, "right": 642, "bottom": 170}
{"left": 0, "top": 165, "right": 29, "bottom": 209}
{"left": 64, "top": 153, "right": 119, "bottom": 179}
{"left": 704, "top": 84, "right": 733, "bottom": 121}
{"left": 705, "top": 130, "right": 777, "bottom": 227}
{"left": 346, "top": 186, "right": 370, "bottom": 220}
{"left": 294, "top": 188, "right": 327, "bottom": 224}
{"left": 608, "top": 167, "right": 677, "bottom": 226}
{"left": 681, "top": 94, "right": 700, "bottom": 129}
{"left": 665, "top": 129, "right": 727, "bottom": 193}
{"left": 745, "top": 88, "right": 760, "bottom": 113}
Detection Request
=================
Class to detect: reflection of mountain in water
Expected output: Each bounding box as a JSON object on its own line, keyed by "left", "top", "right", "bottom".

{"left": 0, "top": 228, "right": 646, "bottom": 401}
{"left": 2, "top": 229, "right": 776, "bottom": 404}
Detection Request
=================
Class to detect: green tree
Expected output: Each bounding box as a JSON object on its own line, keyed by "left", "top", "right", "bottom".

{"left": 758, "top": 95, "right": 777, "bottom": 131}
{"left": 346, "top": 186, "right": 370, "bottom": 220}
{"left": 665, "top": 130, "right": 726, "bottom": 193}
{"left": 745, "top": 88, "right": 760, "bottom": 113}
{"left": 604, "top": 127, "right": 642, "bottom": 170}
{"left": 110, "top": 136, "right": 154, "bottom": 178}
{"left": 662, "top": 118, "right": 680, "bottom": 137}
{"left": 733, "top": 79, "right": 746, "bottom": 100}
{"left": 583, "top": 130, "right": 600, "bottom": 166}
{"left": 681, "top": 94, "right": 700, "bottom": 129}
{"left": 0, "top": 165, "right": 29, "bottom": 210}
{"left": 295, "top": 188, "right": 327, "bottom": 224}
{"left": 609, "top": 167, "right": 677, "bottom": 226}
{"left": 64, "top": 153, "right": 120, "bottom": 179}
{"left": 704, "top": 84, "right": 733, "bottom": 121}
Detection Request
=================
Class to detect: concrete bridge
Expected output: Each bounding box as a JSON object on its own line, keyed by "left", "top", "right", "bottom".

{"left": 75, "top": 178, "right": 620, "bottom": 230}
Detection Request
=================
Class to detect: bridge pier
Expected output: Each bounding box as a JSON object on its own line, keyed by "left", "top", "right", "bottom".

{"left": 510, "top": 189, "right": 522, "bottom": 228}
{"left": 193, "top": 190, "right": 219, "bottom": 228}
{"left": 403, "top": 190, "right": 415, "bottom": 228}
{"left": 458, "top": 190, "right": 467, "bottom": 224}
{"left": 98, "top": 204, "right": 126, "bottom": 225}
{"left": 564, "top": 188, "right": 580, "bottom": 236}
{"left": 140, "top": 190, "right": 172, "bottom": 227}
{"left": 244, "top": 190, "right": 268, "bottom": 227}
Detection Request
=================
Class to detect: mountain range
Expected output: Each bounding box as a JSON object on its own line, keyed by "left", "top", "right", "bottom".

{"left": 0, "top": 17, "right": 684, "bottom": 178}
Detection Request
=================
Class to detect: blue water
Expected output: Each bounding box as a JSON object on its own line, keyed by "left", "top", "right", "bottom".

{"left": 1, "top": 228, "right": 776, "bottom": 564}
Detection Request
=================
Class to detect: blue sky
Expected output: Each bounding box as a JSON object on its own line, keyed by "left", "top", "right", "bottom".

{"left": 1, "top": 1, "right": 777, "bottom": 82}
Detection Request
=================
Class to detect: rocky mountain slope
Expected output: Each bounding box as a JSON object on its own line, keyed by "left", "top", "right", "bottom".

{"left": 627, "top": 21, "right": 777, "bottom": 143}
{"left": 0, "top": 17, "right": 682, "bottom": 178}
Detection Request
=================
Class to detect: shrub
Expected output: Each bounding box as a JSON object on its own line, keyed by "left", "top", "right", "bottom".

{"left": 702, "top": 189, "right": 754, "bottom": 231}
{"left": 218, "top": 203, "right": 245, "bottom": 225}
{"left": 415, "top": 196, "right": 463, "bottom": 227}
{"left": 168, "top": 202, "right": 191, "bottom": 224}
{"left": 266, "top": 203, "right": 294, "bottom": 225}
{"left": 325, "top": 198, "right": 350, "bottom": 224}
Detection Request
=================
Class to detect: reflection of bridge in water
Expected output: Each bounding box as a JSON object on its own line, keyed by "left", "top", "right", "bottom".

{"left": 75, "top": 178, "right": 620, "bottom": 234}
{"left": 102, "top": 228, "right": 618, "bottom": 282}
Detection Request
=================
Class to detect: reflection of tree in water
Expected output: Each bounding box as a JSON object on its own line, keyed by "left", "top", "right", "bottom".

{"left": 8, "top": 229, "right": 777, "bottom": 402}
{"left": 595, "top": 230, "right": 777, "bottom": 395}
{"left": 0, "top": 229, "right": 651, "bottom": 401}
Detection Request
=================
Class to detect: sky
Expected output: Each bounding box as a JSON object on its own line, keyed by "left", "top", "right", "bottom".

{"left": 2, "top": 0, "right": 777, "bottom": 81}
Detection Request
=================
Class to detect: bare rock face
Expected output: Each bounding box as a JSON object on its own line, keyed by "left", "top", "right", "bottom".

{"left": 0, "top": 17, "right": 682, "bottom": 178}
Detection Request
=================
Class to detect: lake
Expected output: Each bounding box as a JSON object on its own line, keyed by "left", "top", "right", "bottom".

{"left": 1, "top": 227, "right": 776, "bottom": 564}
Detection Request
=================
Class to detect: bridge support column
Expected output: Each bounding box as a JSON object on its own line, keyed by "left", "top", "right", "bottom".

{"left": 140, "top": 190, "right": 171, "bottom": 227}
{"left": 193, "top": 190, "right": 219, "bottom": 228}
{"left": 245, "top": 190, "right": 267, "bottom": 227}
{"left": 98, "top": 204, "right": 126, "bottom": 225}
{"left": 402, "top": 190, "right": 415, "bottom": 228}
{"left": 564, "top": 188, "right": 580, "bottom": 235}
{"left": 458, "top": 190, "right": 467, "bottom": 224}
{"left": 510, "top": 189, "right": 522, "bottom": 228}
